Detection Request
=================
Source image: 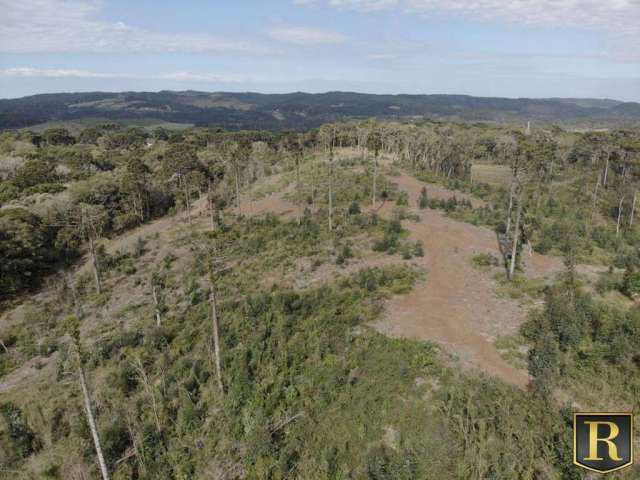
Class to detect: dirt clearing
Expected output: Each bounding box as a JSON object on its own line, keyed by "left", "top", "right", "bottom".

{"left": 373, "top": 171, "right": 562, "bottom": 388}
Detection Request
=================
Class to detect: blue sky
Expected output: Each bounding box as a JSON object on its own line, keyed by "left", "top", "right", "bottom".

{"left": 0, "top": 0, "right": 638, "bottom": 100}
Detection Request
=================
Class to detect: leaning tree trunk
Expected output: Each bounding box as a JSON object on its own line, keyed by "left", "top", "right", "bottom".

{"left": 296, "top": 156, "right": 302, "bottom": 224}
{"left": 508, "top": 193, "right": 523, "bottom": 281}
{"left": 151, "top": 285, "right": 162, "bottom": 327}
{"left": 310, "top": 158, "right": 317, "bottom": 210}
{"left": 209, "top": 285, "right": 224, "bottom": 395}
{"left": 505, "top": 182, "right": 515, "bottom": 234}
{"left": 328, "top": 150, "right": 334, "bottom": 233}
{"left": 591, "top": 172, "right": 601, "bottom": 222}
{"left": 89, "top": 236, "right": 102, "bottom": 294}
{"left": 208, "top": 182, "right": 216, "bottom": 232}
{"left": 616, "top": 195, "right": 625, "bottom": 237}
{"left": 78, "top": 360, "right": 110, "bottom": 480}
{"left": 182, "top": 175, "right": 192, "bottom": 226}
{"left": 234, "top": 167, "right": 241, "bottom": 214}
{"left": 372, "top": 154, "right": 378, "bottom": 210}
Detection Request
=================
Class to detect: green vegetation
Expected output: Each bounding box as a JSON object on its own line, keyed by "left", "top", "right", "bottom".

{"left": 1, "top": 118, "right": 639, "bottom": 479}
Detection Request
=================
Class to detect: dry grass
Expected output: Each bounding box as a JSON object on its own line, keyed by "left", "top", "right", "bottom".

{"left": 471, "top": 164, "right": 511, "bottom": 186}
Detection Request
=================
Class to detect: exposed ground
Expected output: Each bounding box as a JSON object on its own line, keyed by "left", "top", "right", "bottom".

{"left": 373, "top": 170, "right": 558, "bottom": 388}
{"left": 1, "top": 163, "right": 571, "bottom": 394}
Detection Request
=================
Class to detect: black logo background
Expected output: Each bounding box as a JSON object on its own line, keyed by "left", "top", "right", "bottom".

{"left": 574, "top": 413, "right": 633, "bottom": 473}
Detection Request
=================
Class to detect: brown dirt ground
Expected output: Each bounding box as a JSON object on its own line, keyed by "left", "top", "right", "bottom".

{"left": 372, "top": 171, "right": 563, "bottom": 389}
{"left": 1, "top": 168, "right": 567, "bottom": 393}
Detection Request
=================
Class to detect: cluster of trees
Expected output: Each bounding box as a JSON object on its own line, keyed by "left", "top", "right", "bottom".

{"left": 0, "top": 210, "right": 599, "bottom": 479}
{"left": 2, "top": 119, "right": 638, "bottom": 298}
{"left": 1, "top": 117, "right": 640, "bottom": 478}
{"left": 355, "top": 121, "right": 638, "bottom": 277}
{"left": 0, "top": 125, "right": 316, "bottom": 300}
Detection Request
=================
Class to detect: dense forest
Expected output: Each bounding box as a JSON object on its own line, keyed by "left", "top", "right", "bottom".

{"left": 0, "top": 118, "right": 639, "bottom": 479}
{"left": 1, "top": 90, "right": 640, "bottom": 131}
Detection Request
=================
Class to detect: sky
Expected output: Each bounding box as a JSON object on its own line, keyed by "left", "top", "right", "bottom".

{"left": 0, "top": 0, "right": 639, "bottom": 100}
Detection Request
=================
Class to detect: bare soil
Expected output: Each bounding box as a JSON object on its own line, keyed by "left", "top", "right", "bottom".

{"left": 1, "top": 168, "right": 567, "bottom": 393}
{"left": 373, "top": 171, "right": 562, "bottom": 389}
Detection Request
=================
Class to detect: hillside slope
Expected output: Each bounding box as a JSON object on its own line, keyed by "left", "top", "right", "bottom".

{"left": 1, "top": 90, "right": 639, "bottom": 131}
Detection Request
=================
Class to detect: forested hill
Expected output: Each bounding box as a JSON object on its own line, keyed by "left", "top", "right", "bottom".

{"left": 1, "top": 90, "right": 639, "bottom": 131}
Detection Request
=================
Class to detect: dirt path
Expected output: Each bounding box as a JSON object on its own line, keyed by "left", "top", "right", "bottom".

{"left": 1, "top": 169, "right": 559, "bottom": 393}
{"left": 373, "top": 172, "right": 560, "bottom": 388}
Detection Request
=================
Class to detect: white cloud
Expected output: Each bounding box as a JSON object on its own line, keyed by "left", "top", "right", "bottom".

{"left": 157, "top": 72, "right": 249, "bottom": 83}
{"left": 0, "top": 67, "right": 248, "bottom": 83}
{"left": 297, "top": 0, "right": 640, "bottom": 35}
{"left": 0, "top": 67, "right": 124, "bottom": 79}
{"left": 0, "top": 0, "right": 273, "bottom": 54}
{"left": 267, "top": 26, "right": 347, "bottom": 45}
{"left": 297, "top": 0, "right": 398, "bottom": 11}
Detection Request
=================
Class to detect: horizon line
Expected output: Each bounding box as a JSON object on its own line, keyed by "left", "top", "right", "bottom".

{"left": 0, "top": 89, "right": 634, "bottom": 104}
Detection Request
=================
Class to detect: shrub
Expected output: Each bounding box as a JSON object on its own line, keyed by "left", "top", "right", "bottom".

{"left": 373, "top": 220, "right": 402, "bottom": 254}
{"left": 0, "top": 402, "right": 41, "bottom": 463}
{"left": 396, "top": 191, "right": 409, "bottom": 206}
{"left": 418, "top": 186, "right": 428, "bottom": 209}
{"left": 336, "top": 243, "right": 354, "bottom": 265}
{"left": 621, "top": 263, "right": 640, "bottom": 298}
{"left": 471, "top": 253, "right": 499, "bottom": 268}
{"left": 348, "top": 201, "right": 361, "bottom": 215}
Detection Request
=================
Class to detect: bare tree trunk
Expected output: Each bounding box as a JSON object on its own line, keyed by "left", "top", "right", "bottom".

{"left": 0, "top": 339, "right": 8, "bottom": 353}
{"left": 125, "top": 417, "right": 146, "bottom": 475}
{"left": 616, "top": 195, "right": 625, "bottom": 237}
{"left": 208, "top": 182, "right": 215, "bottom": 232}
{"left": 182, "top": 175, "right": 192, "bottom": 226}
{"left": 296, "top": 156, "right": 302, "bottom": 224}
{"left": 132, "top": 358, "right": 162, "bottom": 435}
{"left": 234, "top": 167, "right": 241, "bottom": 214}
{"left": 508, "top": 193, "right": 523, "bottom": 281}
{"left": 591, "top": 172, "right": 601, "bottom": 222}
{"left": 151, "top": 285, "right": 161, "bottom": 327}
{"left": 209, "top": 286, "right": 224, "bottom": 394}
{"left": 311, "top": 158, "right": 317, "bottom": 210}
{"left": 603, "top": 152, "right": 610, "bottom": 186}
{"left": 328, "top": 148, "right": 334, "bottom": 233}
{"left": 89, "top": 236, "right": 101, "bottom": 294}
{"left": 630, "top": 190, "right": 637, "bottom": 228}
{"left": 372, "top": 154, "right": 378, "bottom": 209}
{"left": 506, "top": 182, "right": 515, "bottom": 234}
{"left": 78, "top": 362, "right": 110, "bottom": 480}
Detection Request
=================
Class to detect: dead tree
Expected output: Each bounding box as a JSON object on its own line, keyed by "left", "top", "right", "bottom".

{"left": 508, "top": 189, "right": 524, "bottom": 281}
{"left": 132, "top": 357, "right": 162, "bottom": 435}
{"left": 78, "top": 358, "right": 110, "bottom": 480}
{"left": 328, "top": 141, "right": 335, "bottom": 233}
{"left": 150, "top": 271, "right": 165, "bottom": 327}
{"left": 67, "top": 308, "right": 110, "bottom": 480}
{"left": 295, "top": 149, "right": 303, "bottom": 224}
{"left": 368, "top": 131, "right": 382, "bottom": 210}
{"left": 192, "top": 240, "right": 229, "bottom": 395}
{"left": 209, "top": 285, "right": 223, "bottom": 395}
{"left": 505, "top": 182, "right": 515, "bottom": 234}
{"left": 80, "top": 205, "right": 107, "bottom": 295}
{"left": 230, "top": 142, "right": 249, "bottom": 215}
{"left": 616, "top": 195, "right": 625, "bottom": 238}
{"left": 591, "top": 169, "right": 602, "bottom": 223}
{"left": 207, "top": 180, "right": 216, "bottom": 232}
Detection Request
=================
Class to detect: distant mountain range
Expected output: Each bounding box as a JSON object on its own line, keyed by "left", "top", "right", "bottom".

{"left": 1, "top": 90, "right": 639, "bottom": 131}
